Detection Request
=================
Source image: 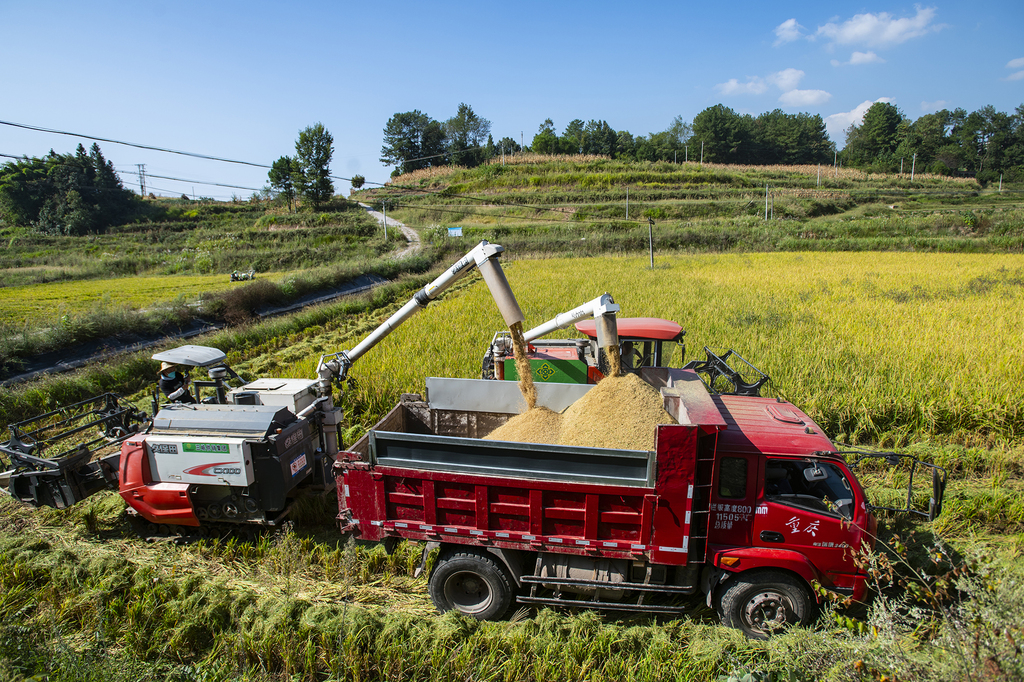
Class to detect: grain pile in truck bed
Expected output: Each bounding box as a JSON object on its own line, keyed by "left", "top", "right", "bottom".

{"left": 484, "top": 373, "right": 675, "bottom": 451}
{"left": 558, "top": 373, "right": 675, "bottom": 450}
{"left": 483, "top": 406, "right": 562, "bottom": 444}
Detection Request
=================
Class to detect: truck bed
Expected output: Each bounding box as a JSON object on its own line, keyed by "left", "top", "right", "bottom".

{"left": 339, "top": 370, "right": 721, "bottom": 564}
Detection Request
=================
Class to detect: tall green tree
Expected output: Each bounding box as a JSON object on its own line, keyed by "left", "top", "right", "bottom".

{"left": 562, "top": 119, "right": 586, "bottom": 154}
{"left": 532, "top": 119, "right": 559, "bottom": 154}
{"left": 445, "top": 103, "right": 491, "bottom": 167}
{"left": 692, "top": 105, "right": 754, "bottom": 162}
{"left": 294, "top": 123, "right": 334, "bottom": 209}
{"left": 844, "top": 102, "right": 905, "bottom": 166}
{"left": 268, "top": 155, "right": 299, "bottom": 211}
{"left": 380, "top": 110, "right": 448, "bottom": 173}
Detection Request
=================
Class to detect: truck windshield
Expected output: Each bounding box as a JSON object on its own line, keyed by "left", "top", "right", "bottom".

{"left": 764, "top": 459, "right": 854, "bottom": 519}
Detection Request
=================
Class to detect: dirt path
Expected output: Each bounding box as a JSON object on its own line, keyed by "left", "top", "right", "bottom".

{"left": 359, "top": 203, "right": 421, "bottom": 258}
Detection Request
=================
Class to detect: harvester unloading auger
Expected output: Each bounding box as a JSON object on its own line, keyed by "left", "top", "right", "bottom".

{"left": 0, "top": 240, "right": 623, "bottom": 532}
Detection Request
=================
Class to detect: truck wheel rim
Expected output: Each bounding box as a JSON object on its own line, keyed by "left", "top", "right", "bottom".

{"left": 444, "top": 571, "right": 492, "bottom": 614}
{"left": 744, "top": 590, "right": 790, "bottom": 634}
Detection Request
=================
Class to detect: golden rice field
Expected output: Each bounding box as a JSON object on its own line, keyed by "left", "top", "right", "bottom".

{"left": 0, "top": 272, "right": 284, "bottom": 324}
{"left": 258, "top": 252, "right": 1024, "bottom": 446}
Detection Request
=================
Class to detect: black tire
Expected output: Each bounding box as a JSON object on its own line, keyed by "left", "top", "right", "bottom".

{"left": 428, "top": 548, "right": 515, "bottom": 621}
{"left": 715, "top": 570, "right": 815, "bottom": 639}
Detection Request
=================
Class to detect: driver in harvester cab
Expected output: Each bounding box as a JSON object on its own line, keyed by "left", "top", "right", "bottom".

{"left": 158, "top": 362, "right": 196, "bottom": 403}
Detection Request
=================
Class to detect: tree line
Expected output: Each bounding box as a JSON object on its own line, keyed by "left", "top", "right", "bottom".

{"left": 842, "top": 102, "right": 1024, "bottom": 182}
{"left": 0, "top": 143, "right": 137, "bottom": 235}
{"left": 379, "top": 105, "right": 835, "bottom": 172}
{"left": 380, "top": 101, "right": 1024, "bottom": 183}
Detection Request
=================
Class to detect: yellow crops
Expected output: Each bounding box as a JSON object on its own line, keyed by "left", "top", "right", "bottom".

{"left": 282, "top": 252, "right": 1024, "bottom": 445}
{"left": 0, "top": 272, "right": 284, "bottom": 324}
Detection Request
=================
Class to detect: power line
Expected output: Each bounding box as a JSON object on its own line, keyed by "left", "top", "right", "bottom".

{"left": 139, "top": 173, "right": 262, "bottom": 192}
{"left": 0, "top": 119, "right": 387, "bottom": 188}
{"left": 0, "top": 119, "right": 271, "bottom": 169}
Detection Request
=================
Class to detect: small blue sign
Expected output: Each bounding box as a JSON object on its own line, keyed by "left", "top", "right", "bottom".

{"left": 447, "top": 227, "right": 463, "bottom": 237}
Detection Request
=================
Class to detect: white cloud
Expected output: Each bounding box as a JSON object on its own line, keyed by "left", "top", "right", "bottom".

{"left": 921, "top": 100, "right": 949, "bottom": 111}
{"left": 779, "top": 89, "right": 832, "bottom": 106}
{"left": 825, "top": 98, "right": 894, "bottom": 141}
{"left": 714, "top": 78, "right": 767, "bottom": 95}
{"left": 831, "top": 51, "right": 886, "bottom": 66}
{"left": 1008, "top": 71, "right": 1024, "bottom": 81}
{"left": 850, "top": 51, "right": 884, "bottom": 65}
{"left": 768, "top": 68, "right": 804, "bottom": 91}
{"left": 774, "top": 18, "right": 804, "bottom": 46}
{"left": 1007, "top": 57, "right": 1024, "bottom": 69}
{"left": 816, "top": 7, "right": 943, "bottom": 48}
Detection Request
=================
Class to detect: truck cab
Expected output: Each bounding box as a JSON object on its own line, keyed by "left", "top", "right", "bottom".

{"left": 700, "top": 392, "right": 876, "bottom": 630}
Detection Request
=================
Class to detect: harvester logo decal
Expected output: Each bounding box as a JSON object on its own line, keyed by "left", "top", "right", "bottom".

{"left": 536, "top": 362, "right": 557, "bottom": 381}
{"left": 183, "top": 442, "right": 230, "bottom": 454}
{"left": 183, "top": 462, "right": 243, "bottom": 477}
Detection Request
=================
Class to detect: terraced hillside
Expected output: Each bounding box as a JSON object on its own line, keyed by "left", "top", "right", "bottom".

{"left": 362, "top": 155, "right": 1022, "bottom": 255}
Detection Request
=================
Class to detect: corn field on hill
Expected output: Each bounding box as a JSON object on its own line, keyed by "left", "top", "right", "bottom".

{"left": 359, "top": 155, "right": 1024, "bottom": 256}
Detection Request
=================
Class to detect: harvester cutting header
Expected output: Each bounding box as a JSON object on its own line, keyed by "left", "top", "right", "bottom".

{"left": 1, "top": 240, "right": 946, "bottom": 638}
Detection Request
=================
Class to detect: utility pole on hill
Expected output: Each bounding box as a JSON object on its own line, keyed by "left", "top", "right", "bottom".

{"left": 136, "top": 164, "right": 146, "bottom": 197}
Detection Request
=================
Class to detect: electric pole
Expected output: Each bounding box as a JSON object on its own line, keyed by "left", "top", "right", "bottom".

{"left": 136, "top": 164, "right": 146, "bottom": 197}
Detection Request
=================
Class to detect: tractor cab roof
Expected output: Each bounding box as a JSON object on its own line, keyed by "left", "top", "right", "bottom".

{"left": 575, "top": 317, "right": 684, "bottom": 342}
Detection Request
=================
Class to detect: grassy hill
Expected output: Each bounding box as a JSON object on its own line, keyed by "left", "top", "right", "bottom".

{"left": 361, "top": 154, "right": 1023, "bottom": 256}
{"left": 0, "top": 197, "right": 429, "bottom": 378}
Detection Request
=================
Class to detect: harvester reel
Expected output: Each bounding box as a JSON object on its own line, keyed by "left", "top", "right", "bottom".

{"left": 684, "top": 347, "right": 769, "bottom": 397}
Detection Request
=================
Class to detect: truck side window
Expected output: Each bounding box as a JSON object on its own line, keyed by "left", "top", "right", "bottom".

{"left": 765, "top": 459, "right": 854, "bottom": 519}
{"left": 718, "top": 457, "right": 747, "bottom": 499}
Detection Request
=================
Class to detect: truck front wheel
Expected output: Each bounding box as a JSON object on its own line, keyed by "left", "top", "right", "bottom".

{"left": 715, "top": 571, "right": 815, "bottom": 639}
{"left": 429, "top": 549, "right": 514, "bottom": 620}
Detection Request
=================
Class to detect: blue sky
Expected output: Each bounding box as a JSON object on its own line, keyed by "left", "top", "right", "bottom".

{"left": 2, "top": 1, "right": 1021, "bottom": 199}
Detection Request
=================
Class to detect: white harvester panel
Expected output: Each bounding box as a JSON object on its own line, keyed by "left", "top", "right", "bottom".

{"left": 145, "top": 436, "right": 255, "bottom": 487}
{"left": 229, "top": 378, "right": 318, "bottom": 413}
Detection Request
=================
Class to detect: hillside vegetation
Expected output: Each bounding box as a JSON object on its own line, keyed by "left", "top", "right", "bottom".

{"left": 363, "top": 155, "right": 1022, "bottom": 256}
{"left": 0, "top": 197, "right": 425, "bottom": 377}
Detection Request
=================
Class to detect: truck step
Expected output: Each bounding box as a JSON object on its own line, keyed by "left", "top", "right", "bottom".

{"left": 521, "top": 575, "right": 696, "bottom": 594}
{"left": 516, "top": 595, "right": 690, "bottom": 614}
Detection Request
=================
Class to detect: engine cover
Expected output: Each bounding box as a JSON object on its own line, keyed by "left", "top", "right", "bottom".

{"left": 120, "top": 403, "right": 318, "bottom": 526}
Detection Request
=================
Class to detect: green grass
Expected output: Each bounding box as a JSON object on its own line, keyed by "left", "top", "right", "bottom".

{"left": 1, "top": 488, "right": 1022, "bottom": 682}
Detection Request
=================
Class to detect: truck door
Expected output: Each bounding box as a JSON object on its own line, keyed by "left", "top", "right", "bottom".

{"left": 708, "top": 452, "right": 756, "bottom": 548}
{"left": 752, "top": 457, "right": 864, "bottom": 593}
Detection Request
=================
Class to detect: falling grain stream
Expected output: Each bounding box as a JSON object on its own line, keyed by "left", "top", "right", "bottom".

{"left": 489, "top": 327, "right": 675, "bottom": 450}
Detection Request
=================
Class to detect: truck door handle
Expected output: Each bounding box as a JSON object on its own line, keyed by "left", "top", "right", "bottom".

{"left": 760, "top": 531, "right": 785, "bottom": 543}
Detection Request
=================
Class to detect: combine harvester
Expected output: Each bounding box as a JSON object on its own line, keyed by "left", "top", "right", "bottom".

{"left": 0, "top": 241, "right": 945, "bottom": 638}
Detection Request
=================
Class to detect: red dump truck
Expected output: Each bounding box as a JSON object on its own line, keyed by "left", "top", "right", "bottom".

{"left": 336, "top": 358, "right": 944, "bottom": 639}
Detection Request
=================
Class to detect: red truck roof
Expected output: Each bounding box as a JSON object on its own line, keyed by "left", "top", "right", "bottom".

{"left": 712, "top": 394, "right": 836, "bottom": 456}
{"left": 575, "top": 317, "right": 683, "bottom": 341}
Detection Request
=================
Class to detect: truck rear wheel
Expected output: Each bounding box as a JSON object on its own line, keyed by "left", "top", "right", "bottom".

{"left": 715, "top": 571, "right": 815, "bottom": 639}
{"left": 429, "top": 549, "right": 514, "bottom": 620}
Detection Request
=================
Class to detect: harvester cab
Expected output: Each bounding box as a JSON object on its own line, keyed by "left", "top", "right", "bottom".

{"left": 151, "top": 344, "right": 244, "bottom": 411}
